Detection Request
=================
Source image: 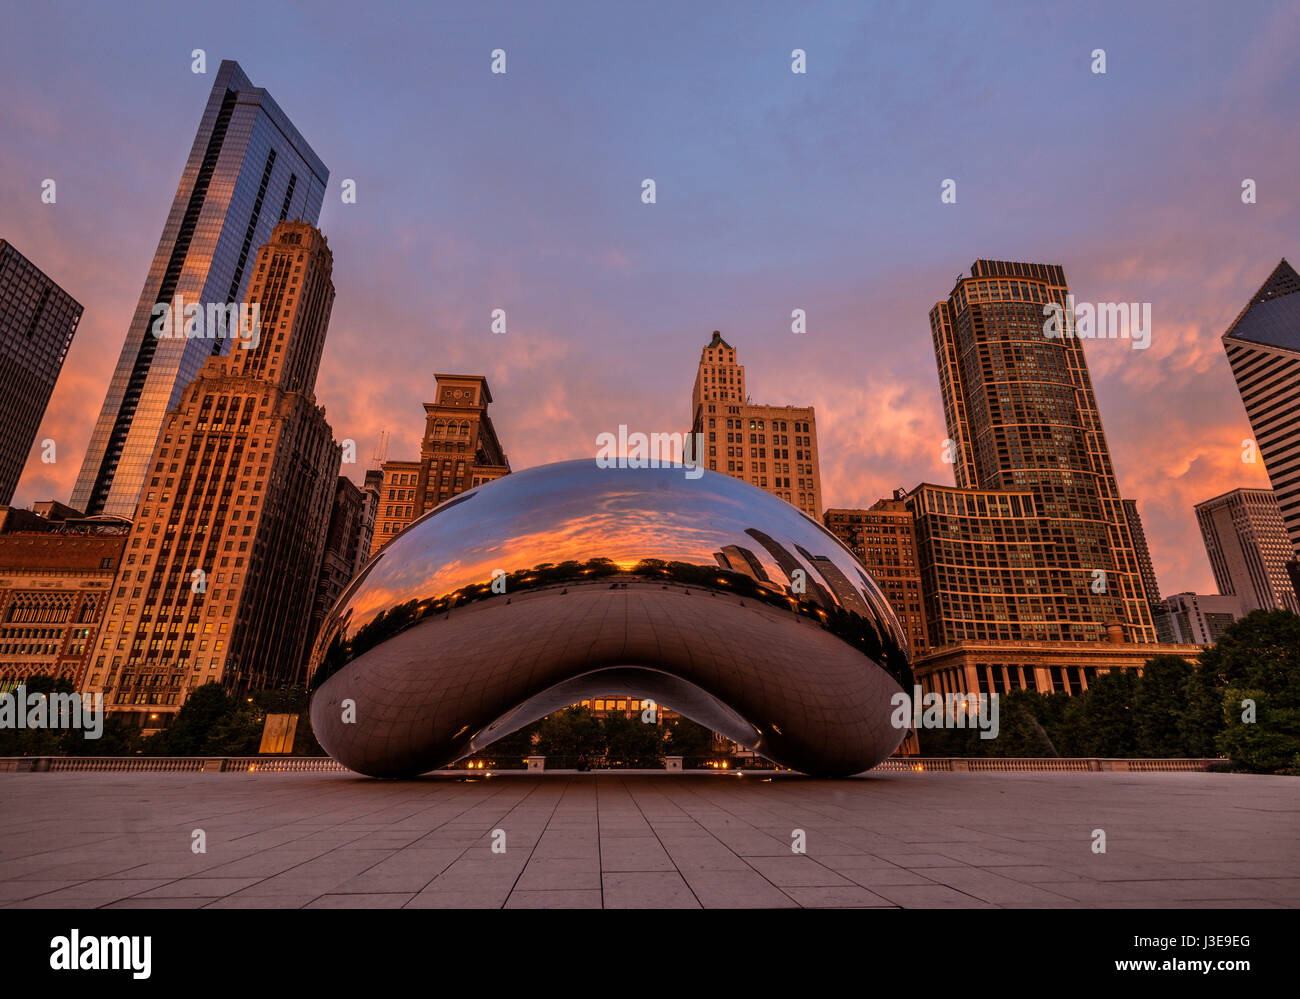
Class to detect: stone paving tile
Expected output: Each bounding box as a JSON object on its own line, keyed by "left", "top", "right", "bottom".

{"left": 783, "top": 885, "right": 896, "bottom": 908}
{"left": 12, "top": 878, "right": 173, "bottom": 907}
{"left": 104, "top": 897, "right": 222, "bottom": 909}
{"left": 1, "top": 771, "right": 1297, "bottom": 910}
{"left": 603, "top": 872, "right": 699, "bottom": 908}
{"left": 868, "top": 884, "right": 1000, "bottom": 908}
{"left": 504, "top": 890, "right": 602, "bottom": 909}
{"left": 743, "top": 855, "right": 856, "bottom": 888}
{"left": 0, "top": 880, "right": 82, "bottom": 903}
{"left": 515, "top": 858, "right": 601, "bottom": 891}
{"left": 305, "top": 892, "right": 417, "bottom": 908}
{"left": 133, "top": 877, "right": 268, "bottom": 899}
{"left": 682, "top": 870, "right": 796, "bottom": 908}
{"left": 599, "top": 836, "right": 675, "bottom": 872}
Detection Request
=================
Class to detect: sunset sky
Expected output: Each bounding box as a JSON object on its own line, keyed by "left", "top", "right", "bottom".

{"left": 3, "top": 0, "right": 1297, "bottom": 597}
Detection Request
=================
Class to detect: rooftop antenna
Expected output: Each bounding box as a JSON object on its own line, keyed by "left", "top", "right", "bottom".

{"left": 372, "top": 428, "right": 390, "bottom": 466}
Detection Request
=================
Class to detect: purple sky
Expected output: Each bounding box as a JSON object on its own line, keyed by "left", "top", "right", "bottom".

{"left": 3, "top": 0, "right": 1298, "bottom": 596}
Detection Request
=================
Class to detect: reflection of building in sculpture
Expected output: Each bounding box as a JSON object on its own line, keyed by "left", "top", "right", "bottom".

{"left": 86, "top": 221, "right": 341, "bottom": 729}
{"left": 689, "top": 332, "right": 823, "bottom": 518}
{"left": 369, "top": 375, "right": 510, "bottom": 555}
{"left": 824, "top": 498, "right": 928, "bottom": 659}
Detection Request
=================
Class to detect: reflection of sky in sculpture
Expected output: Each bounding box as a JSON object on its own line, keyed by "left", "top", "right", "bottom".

{"left": 314, "top": 460, "right": 909, "bottom": 680}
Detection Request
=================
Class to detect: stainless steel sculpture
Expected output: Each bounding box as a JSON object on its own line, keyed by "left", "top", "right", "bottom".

{"left": 309, "top": 459, "right": 913, "bottom": 777}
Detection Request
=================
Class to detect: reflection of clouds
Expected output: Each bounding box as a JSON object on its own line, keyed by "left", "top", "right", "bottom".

{"left": 329, "top": 461, "right": 904, "bottom": 649}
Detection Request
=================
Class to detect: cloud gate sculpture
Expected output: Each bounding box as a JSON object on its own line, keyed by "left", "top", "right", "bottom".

{"left": 308, "top": 459, "right": 913, "bottom": 777}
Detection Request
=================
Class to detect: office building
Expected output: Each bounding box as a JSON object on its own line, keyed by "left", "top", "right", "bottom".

{"left": 0, "top": 239, "right": 83, "bottom": 505}
{"left": 1152, "top": 592, "right": 1243, "bottom": 646}
{"left": 369, "top": 375, "right": 510, "bottom": 556}
{"left": 73, "top": 61, "right": 327, "bottom": 518}
{"left": 0, "top": 505, "right": 129, "bottom": 691}
{"left": 689, "top": 332, "right": 823, "bottom": 518}
{"left": 1194, "top": 486, "right": 1299, "bottom": 614}
{"left": 1221, "top": 259, "right": 1300, "bottom": 560}
{"left": 86, "top": 221, "right": 340, "bottom": 727}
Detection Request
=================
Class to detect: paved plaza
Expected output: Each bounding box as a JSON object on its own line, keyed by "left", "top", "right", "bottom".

{"left": 0, "top": 771, "right": 1297, "bottom": 909}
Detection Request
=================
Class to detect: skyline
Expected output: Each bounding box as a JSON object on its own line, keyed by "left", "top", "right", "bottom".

{"left": 4, "top": 0, "right": 1299, "bottom": 599}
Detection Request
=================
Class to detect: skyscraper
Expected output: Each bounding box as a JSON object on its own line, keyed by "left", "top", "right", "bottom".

{"left": 369, "top": 375, "right": 510, "bottom": 556}
{"left": 72, "top": 61, "right": 327, "bottom": 519}
{"left": 85, "top": 222, "right": 340, "bottom": 727}
{"left": 689, "top": 332, "right": 823, "bottom": 518}
{"left": 0, "top": 239, "right": 83, "bottom": 505}
{"left": 1123, "top": 497, "right": 1161, "bottom": 611}
{"left": 927, "top": 260, "right": 1154, "bottom": 641}
{"left": 1194, "top": 487, "right": 1299, "bottom": 614}
{"left": 307, "top": 476, "right": 366, "bottom": 670}
{"left": 898, "top": 261, "right": 1211, "bottom": 701}
{"left": 1221, "top": 259, "right": 1300, "bottom": 560}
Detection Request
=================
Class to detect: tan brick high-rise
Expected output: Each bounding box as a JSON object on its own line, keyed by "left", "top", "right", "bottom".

{"left": 689, "top": 332, "right": 822, "bottom": 518}
{"left": 370, "top": 375, "right": 510, "bottom": 556}
{"left": 87, "top": 221, "right": 341, "bottom": 728}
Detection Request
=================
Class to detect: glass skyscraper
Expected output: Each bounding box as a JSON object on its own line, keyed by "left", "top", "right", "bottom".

{"left": 0, "top": 239, "right": 83, "bottom": 505}
{"left": 71, "top": 60, "right": 327, "bottom": 518}
{"left": 1221, "top": 259, "right": 1300, "bottom": 561}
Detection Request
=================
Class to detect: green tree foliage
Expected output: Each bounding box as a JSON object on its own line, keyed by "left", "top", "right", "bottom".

{"left": 663, "top": 716, "right": 716, "bottom": 757}
{"left": 602, "top": 710, "right": 666, "bottom": 766}
{"left": 0, "top": 674, "right": 75, "bottom": 756}
{"left": 1207, "top": 611, "right": 1300, "bottom": 772}
{"left": 140, "top": 683, "right": 268, "bottom": 756}
{"left": 1134, "top": 655, "right": 1196, "bottom": 757}
{"left": 535, "top": 705, "right": 605, "bottom": 760}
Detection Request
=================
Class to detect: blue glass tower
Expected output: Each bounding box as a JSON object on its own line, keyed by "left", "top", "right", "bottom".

{"left": 72, "top": 60, "right": 327, "bottom": 517}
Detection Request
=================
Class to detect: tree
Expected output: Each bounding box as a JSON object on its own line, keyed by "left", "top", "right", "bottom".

{"left": 1134, "top": 655, "right": 1196, "bottom": 757}
{"left": 1207, "top": 610, "right": 1300, "bottom": 772}
{"left": 663, "top": 717, "right": 715, "bottom": 758}
{"left": 487, "top": 719, "right": 543, "bottom": 762}
{"left": 602, "top": 711, "right": 665, "bottom": 766}
{"left": 535, "top": 706, "right": 605, "bottom": 761}
{"left": 1063, "top": 670, "right": 1139, "bottom": 757}
{"left": 0, "top": 674, "right": 75, "bottom": 756}
{"left": 145, "top": 683, "right": 234, "bottom": 756}
{"left": 1179, "top": 659, "right": 1227, "bottom": 758}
